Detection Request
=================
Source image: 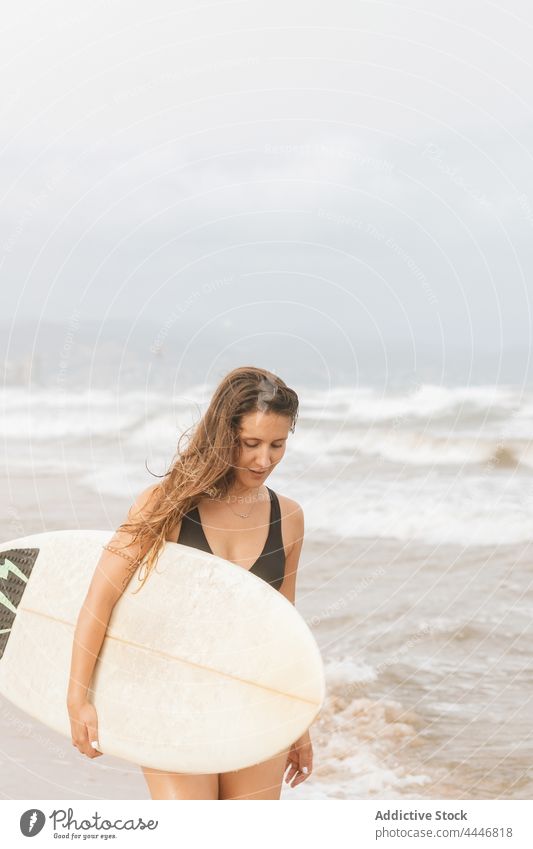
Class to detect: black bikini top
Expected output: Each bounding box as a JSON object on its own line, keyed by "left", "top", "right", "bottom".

{"left": 176, "top": 486, "right": 286, "bottom": 591}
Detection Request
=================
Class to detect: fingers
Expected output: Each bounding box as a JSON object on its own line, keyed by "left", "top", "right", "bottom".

{"left": 68, "top": 703, "right": 103, "bottom": 759}
{"left": 87, "top": 718, "right": 102, "bottom": 757}
{"left": 284, "top": 764, "right": 298, "bottom": 783}
{"left": 70, "top": 726, "right": 103, "bottom": 758}
{"left": 82, "top": 733, "right": 102, "bottom": 758}
{"left": 89, "top": 741, "right": 103, "bottom": 757}
{"left": 284, "top": 758, "right": 313, "bottom": 787}
{"left": 289, "top": 767, "right": 311, "bottom": 787}
{"left": 284, "top": 764, "right": 312, "bottom": 786}
{"left": 73, "top": 738, "right": 102, "bottom": 758}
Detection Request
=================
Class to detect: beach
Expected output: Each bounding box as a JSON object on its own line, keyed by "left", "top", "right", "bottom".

{"left": 1, "top": 381, "right": 532, "bottom": 799}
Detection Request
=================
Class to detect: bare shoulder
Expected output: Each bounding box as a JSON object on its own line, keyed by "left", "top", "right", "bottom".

{"left": 105, "top": 482, "right": 161, "bottom": 560}
{"left": 277, "top": 493, "right": 304, "bottom": 521}
{"left": 87, "top": 482, "right": 162, "bottom": 610}
{"left": 130, "top": 482, "right": 160, "bottom": 515}
{"left": 276, "top": 492, "right": 304, "bottom": 553}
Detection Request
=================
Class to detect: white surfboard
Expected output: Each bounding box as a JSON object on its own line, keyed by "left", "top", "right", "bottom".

{"left": 0, "top": 530, "right": 325, "bottom": 773}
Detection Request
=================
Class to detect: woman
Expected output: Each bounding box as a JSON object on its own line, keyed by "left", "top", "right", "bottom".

{"left": 67, "top": 366, "right": 314, "bottom": 800}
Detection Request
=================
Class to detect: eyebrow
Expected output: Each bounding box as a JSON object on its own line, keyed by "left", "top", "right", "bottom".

{"left": 241, "top": 436, "right": 288, "bottom": 441}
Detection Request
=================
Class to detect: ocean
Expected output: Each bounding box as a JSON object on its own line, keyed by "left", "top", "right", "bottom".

{"left": 1, "top": 378, "right": 532, "bottom": 799}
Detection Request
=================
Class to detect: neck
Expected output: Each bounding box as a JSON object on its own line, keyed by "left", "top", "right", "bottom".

{"left": 223, "top": 482, "right": 263, "bottom": 501}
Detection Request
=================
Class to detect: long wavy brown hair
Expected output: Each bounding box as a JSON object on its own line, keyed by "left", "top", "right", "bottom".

{"left": 114, "top": 366, "right": 299, "bottom": 594}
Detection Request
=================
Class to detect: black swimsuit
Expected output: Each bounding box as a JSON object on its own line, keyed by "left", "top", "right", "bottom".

{"left": 176, "top": 486, "right": 286, "bottom": 591}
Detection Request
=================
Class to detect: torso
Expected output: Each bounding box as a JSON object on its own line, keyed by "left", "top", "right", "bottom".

{"left": 166, "top": 485, "right": 297, "bottom": 591}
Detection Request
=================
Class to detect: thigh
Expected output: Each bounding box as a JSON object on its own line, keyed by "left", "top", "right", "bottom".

{"left": 219, "top": 747, "right": 290, "bottom": 801}
{"left": 141, "top": 765, "right": 219, "bottom": 800}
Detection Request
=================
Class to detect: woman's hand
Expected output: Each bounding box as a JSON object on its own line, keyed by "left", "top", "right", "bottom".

{"left": 284, "top": 729, "right": 313, "bottom": 787}
{"left": 67, "top": 700, "right": 103, "bottom": 760}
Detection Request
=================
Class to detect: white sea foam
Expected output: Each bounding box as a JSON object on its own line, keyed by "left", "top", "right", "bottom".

{"left": 3, "top": 383, "right": 533, "bottom": 544}
{"left": 284, "top": 657, "right": 434, "bottom": 799}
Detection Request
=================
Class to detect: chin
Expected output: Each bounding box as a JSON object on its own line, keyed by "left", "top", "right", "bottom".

{"left": 238, "top": 471, "right": 269, "bottom": 483}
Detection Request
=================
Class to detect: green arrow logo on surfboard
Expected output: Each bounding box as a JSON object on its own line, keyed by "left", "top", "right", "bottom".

{"left": 0, "top": 557, "right": 28, "bottom": 616}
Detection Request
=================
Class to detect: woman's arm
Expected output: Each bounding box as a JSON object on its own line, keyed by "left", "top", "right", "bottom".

{"left": 278, "top": 503, "right": 314, "bottom": 786}
{"left": 278, "top": 501, "right": 304, "bottom": 605}
{"left": 66, "top": 483, "right": 159, "bottom": 707}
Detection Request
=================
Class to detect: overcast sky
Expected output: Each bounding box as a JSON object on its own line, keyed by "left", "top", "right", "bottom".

{"left": 1, "top": 0, "right": 533, "bottom": 385}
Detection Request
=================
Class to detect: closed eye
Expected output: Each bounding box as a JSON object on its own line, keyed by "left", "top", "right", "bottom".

{"left": 244, "top": 442, "right": 284, "bottom": 448}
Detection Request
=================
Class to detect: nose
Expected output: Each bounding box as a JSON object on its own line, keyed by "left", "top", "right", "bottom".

{"left": 254, "top": 449, "right": 272, "bottom": 469}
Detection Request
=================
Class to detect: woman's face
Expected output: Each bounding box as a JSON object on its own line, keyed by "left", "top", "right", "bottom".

{"left": 232, "top": 411, "right": 291, "bottom": 489}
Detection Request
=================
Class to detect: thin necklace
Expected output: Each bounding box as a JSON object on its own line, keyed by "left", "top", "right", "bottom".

{"left": 219, "top": 486, "right": 262, "bottom": 519}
